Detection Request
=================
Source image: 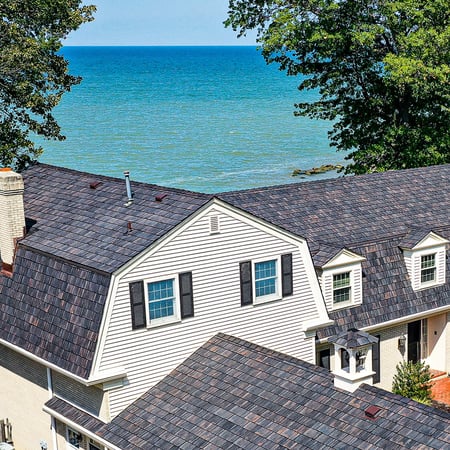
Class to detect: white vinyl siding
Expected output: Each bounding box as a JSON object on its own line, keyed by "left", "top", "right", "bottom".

{"left": 408, "top": 246, "right": 446, "bottom": 291}
{"left": 322, "top": 263, "right": 362, "bottom": 311}
{"left": 98, "top": 206, "right": 324, "bottom": 417}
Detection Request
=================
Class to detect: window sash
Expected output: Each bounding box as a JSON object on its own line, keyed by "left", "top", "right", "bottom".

{"left": 148, "top": 279, "right": 175, "bottom": 320}
{"left": 333, "top": 272, "right": 351, "bottom": 303}
{"left": 255, "top": 260, "right": 277, "bottom": 297}
{"left": 420, "top": 254, "right": 436, "bottom": 283}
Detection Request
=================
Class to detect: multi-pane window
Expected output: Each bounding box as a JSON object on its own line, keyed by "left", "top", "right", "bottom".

{"left": 255, "top": 259, "right": 277, "bottom": 298}
{"left": 420, "top": 254, "right": 436, "bottom": 284}
{"left": 68, "top": 427, "right": 82, "bottom": 448}
{"left": 148, "top": 279, "right": 175, "bottom": 320}
{"left": 333, "top": 272, "right": 351, "bottom": 303}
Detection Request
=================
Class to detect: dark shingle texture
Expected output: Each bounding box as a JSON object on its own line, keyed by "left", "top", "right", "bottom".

{"left": 94, "top": 334, "right": 450, "bottom": 449}
{"left": 45, "top": 396, "right": 105, "bottom": 433}
{"left": 219, "top": 165, "right": 450, "bottom": 336}
{"left": 219, "top": 165, "right": 450, "bottom": 251}
{"left": 21, "top": 164, "right": 212, "bottom": 273}
{"left": 318, "top": 234, "right": 450, "bottom": 339}
{"left": 0, "top": 164, "right": 211, "bottom": 377}
{"left": 0, "top": 247, "right": 110, "bottom": 378}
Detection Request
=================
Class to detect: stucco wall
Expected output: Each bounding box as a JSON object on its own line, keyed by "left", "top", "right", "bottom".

{"left": 0, "top": 345, "right": 52, "bottom": 450}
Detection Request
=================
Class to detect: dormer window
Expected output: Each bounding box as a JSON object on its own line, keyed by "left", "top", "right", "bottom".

{"left": 400, "top": 231, "right": 448, "bottom": 291}
{"left": 333, "top": 272, "right": 351, "bottom": 304}
{"left": 420, "top": 253, "right": 436, "bottom": 285}
{"left": 316, "top": 248, "right": 365, "bottom": 312}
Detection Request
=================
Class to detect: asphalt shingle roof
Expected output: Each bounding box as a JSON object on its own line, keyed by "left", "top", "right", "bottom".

{"left": 21, "top": 163, "right": 212, "bottom": 273}
{"left": 51, "top": 334, "right": 449, "bottom": 449}
{"left": 2, "top": 163, "right": 450, "bottom": 378}
{"left": 0, "top": 247, "right": 109, "bottom": 378}
{"left": 0, "top": 163, "right": 211, "bottom": 378}
{"left": 218, "top": 164, "right": 450, "bottom": 251}
{"left": 219, "top": 164, "right": 450, "bottom": 337}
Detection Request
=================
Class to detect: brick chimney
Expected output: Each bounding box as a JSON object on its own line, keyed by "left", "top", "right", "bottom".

{"left": 0, "top": 168, "right": 26, "bottom": 271}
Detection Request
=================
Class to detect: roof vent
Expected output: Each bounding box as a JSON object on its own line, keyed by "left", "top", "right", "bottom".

{"left": 124, "top": 171, "right": 133, "bottom": 206}
{"left": 155, "top": 193, "right": 167, "bottom": 202}
{"left": 365, "top": 405, "right": 381, "bottom": 420}
{"left": 210, "top": 215, "right": 220, "bottom": 234}
{"left": 90, "top": 181, "right": 102, "bottom": 189}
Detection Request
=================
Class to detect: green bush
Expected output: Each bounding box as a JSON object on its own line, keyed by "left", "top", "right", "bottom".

{"left": 392, "top": 361, "right": 432, "bottom": 405}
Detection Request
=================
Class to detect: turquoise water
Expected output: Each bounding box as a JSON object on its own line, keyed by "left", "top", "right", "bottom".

{"left": 40, "top": 46, "right": 345, "bottom": 192}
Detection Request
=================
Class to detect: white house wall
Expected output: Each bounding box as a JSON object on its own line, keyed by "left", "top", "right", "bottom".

{"left": 426, "top": 313, "right": 448, "bottom": 372}
{"left": 97, "top": 204, "right": 326, "bottom": 417}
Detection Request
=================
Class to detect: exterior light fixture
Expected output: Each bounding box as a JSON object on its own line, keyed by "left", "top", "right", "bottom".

{"left": 398, "top": 334, "right": 406, "bottom": 352}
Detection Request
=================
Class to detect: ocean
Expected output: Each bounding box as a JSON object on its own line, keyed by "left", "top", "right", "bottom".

{"left": 40, "top": 46, "right": 346, "bottom": 193}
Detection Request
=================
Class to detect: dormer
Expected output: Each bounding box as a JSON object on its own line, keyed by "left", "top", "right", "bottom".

{"left": 400, "top": 230, "right": 448, "bottom": 291}
{"left": 314, "top": 245, "right": 365, "bottom": 311}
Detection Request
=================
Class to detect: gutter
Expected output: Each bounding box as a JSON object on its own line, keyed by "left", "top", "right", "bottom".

{"left": 42, "top": 403, "right": 120, "bottom": 450}
{"left": 0, "top": 338, "right": 126, "bottom": 386}
{"left": 316, "top": 304, "right": 450, "bottom": 344}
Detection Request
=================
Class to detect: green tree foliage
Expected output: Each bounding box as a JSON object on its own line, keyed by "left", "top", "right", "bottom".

{"left": 0, "top": 0, "right": 95, "bottom": 170}
{"left": 225, "top": 0, "right": 450, "bottom": 174}
{"left": 392, "top": 360, "right": 432, "bottom": 404}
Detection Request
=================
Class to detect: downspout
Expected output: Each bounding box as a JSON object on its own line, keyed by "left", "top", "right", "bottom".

{"left": 46, "top": 368, "right": 58, "bottom": 450}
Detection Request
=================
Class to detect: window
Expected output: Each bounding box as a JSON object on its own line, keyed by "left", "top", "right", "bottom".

{"left": 333, "top": 272, "right": 351, "bottom": 304}
{"left": 255, "top": 259, "right": 277, "bottom": 298}
{"left": 129, "top": 272, "right": 194, "bottom": 330}
{"left": 317, "top": 348, "right": 330, "bottom": 370}
{"left": 240, "top": 254, "right": 293, "bottom": 306}
{"left": 67, "top": 427, "right": 82, "bottom": 449}
{"left": 89, "top": 441, "right": 102, "bottom": 450}
{"left": 148, "top": 279, "right": 175, "bottom": 320}
{"left": 420, "top": 254, "right": 436, "bottom": 284}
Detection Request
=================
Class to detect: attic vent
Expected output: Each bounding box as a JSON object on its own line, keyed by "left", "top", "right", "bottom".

{"left": 365, "top": 405, "right": 381, "bottom": 419}
{"left": 90, "top": 181, "right": 102, "bottom": 189}
{"left": 210, "top": 215, "right": 220, "bottom": 234}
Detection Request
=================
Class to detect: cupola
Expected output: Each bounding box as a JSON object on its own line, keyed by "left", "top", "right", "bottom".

{"left": 329, "top": 328, "right": 378, "bottom": 392}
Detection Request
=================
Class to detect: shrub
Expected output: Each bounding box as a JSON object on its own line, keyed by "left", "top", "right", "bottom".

{"left": 392, "top": 361, "right": 432, "bottom": 405}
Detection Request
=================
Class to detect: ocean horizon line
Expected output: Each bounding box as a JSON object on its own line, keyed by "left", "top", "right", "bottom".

{"left": 63, "top": 44, "right": 259, "bottom": 48}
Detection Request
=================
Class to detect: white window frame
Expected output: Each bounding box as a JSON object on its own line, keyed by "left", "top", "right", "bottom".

{"left": 88, "top": 439, "right": 103, "bottom": 450}
{"left": 420, "top": 253, "right": 437, "bottom": 286}
{"left": 402, "top": 232, "right": 448, "bottom": 291}
{"left": 332, "top": 271, "right": 352, "bottom": 305}
{"left": 252, "top": 257, "right": 282, "bottom": 304}
{"left": 144, "top": 274, "right": 181, "bottom": 328}
{"left": 67, "top": 426, "right": 82, "bottom": 449}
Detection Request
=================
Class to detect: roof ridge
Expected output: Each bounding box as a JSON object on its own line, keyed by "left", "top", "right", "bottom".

{"left": 28, "top": 163, "right": 212, "bottom": 198}
{"left": 217, "top": 163, "right": 450, "bottom": 196}
{"left": 214, "top": 333, "right": 330, "bottom": 376}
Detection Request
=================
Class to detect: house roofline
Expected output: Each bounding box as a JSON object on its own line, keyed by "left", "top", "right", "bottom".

{"left": 43, "top": 402, "right": 120, "bottom": 450}
{"left": 0, "top": 338, "right": 127, "bottom": 386}
{"left": 317, "top": 304, "right": 450, "bottom": 343}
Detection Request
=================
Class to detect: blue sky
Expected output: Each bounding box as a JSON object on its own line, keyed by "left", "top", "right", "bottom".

{"left": 65, "top": 0, "right": 257, "bottom": 46}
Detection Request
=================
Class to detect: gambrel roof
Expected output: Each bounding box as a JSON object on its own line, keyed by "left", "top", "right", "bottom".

{"left": 45, "top": 334, "right": 450, "bottom": 449}
{"left": 219, "top": 164, "right": 450, "bottom": 338}
{"left": 0, "top": 164, "right": 212, "bottom": 379}
{"left": 1, "top": 163, "right": 450, "bottom": 378}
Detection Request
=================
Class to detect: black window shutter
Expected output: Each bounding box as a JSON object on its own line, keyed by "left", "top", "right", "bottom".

{"left": 372, "top": 335, "right": 381, "bottom": 384}
{"left": 240, "top": 261, "right": 253, "bottom": 306}
{"left": 281, "top": 253, "right": 293, "bottom": 297}
{"left": 179, "top": 272, "right": 194, "bottom": 319}
{"left": 129, "top": 281, "right": 146, "bottom": 329}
